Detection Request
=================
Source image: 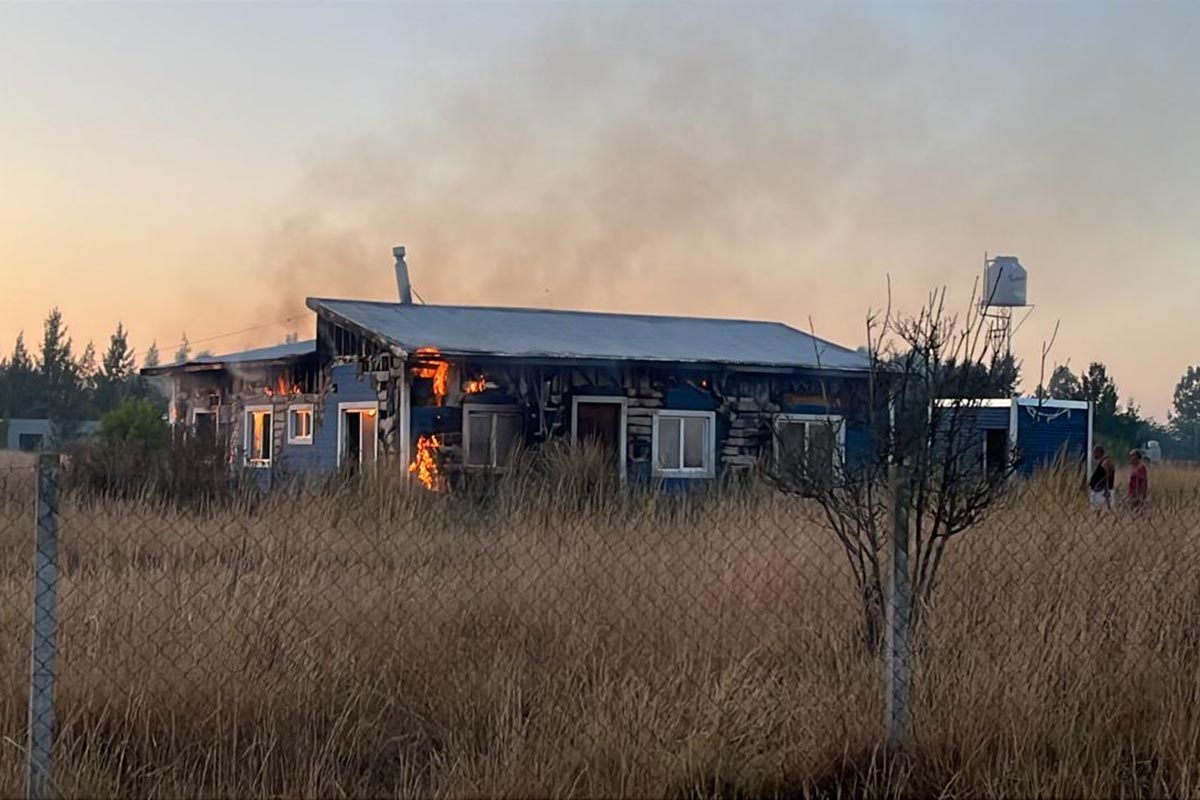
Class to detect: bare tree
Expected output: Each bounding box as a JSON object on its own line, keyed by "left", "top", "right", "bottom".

{"left": 772, "top": 283, "right": 1022, "bottom": 646}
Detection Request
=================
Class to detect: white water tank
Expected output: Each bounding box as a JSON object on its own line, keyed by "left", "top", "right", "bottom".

{"left": 983, "top": 256, "right": 1028, "bottom": 307}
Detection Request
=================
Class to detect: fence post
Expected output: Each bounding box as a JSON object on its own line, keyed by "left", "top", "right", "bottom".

{"left": 886, "top": 463, "right": 912, "bottom": 749}
{"left": 27, "top": 454, "right": 60, "bottom": 800}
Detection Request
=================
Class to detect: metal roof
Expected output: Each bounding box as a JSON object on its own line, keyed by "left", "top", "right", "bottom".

{"left": 142, "top": 339, "right": 315, "bottom": 375}
{"left": 306, "top": 299, "right": 869, "bottom": 372}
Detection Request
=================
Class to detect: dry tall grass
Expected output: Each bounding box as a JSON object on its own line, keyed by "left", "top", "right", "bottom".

{"left": 1, "top": 454, "right": 1200, "bottom": 798}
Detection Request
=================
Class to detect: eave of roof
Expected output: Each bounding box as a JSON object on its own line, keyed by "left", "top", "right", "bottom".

{"left": 141, "top": 339, "right": 316, "bottom": 376}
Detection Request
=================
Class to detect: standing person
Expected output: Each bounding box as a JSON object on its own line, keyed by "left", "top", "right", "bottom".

{"left": 1089, "top": 446, "right": 1116, "bottom": 511}
{"left": 1128, "top": 449, "right": 1149, "bottom": 510}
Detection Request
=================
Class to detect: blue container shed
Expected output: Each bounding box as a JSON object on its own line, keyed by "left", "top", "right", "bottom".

{"left": 948, "top": 398, "right": 1093, "bottom": 478}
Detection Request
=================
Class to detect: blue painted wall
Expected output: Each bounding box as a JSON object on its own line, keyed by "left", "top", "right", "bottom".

{"left": 944, "top": 402, "right": 1090, "bottom": 477}
{"left": 280, "top": 363, "right": 378, "bottom": 475}
{"left": 1015, "top": 405, "right": 1089, "bottom": 475}
{"left": 665, "top": 384, "right": 719, "bottom": 411}
{"left": 977, "top": 407, "right": 1011, "bottom": 429}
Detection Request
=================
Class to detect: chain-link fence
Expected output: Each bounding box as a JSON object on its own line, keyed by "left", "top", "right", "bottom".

{"left": 3, "top": 454, "right": 1200, "bottom": 797}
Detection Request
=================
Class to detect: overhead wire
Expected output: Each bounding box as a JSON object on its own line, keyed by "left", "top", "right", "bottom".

{"left": 167, "top": 314, "right": 310, "bottom": 353}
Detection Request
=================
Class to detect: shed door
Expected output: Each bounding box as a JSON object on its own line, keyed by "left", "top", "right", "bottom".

{"left": 984, "top": 428, "right": 1008, "bottom": 477}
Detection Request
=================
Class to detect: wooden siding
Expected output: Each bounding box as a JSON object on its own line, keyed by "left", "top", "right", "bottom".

{"left": 406, "top": 358, "right": 868, "bottom": 485}
{"left": 167, "top": 328, "right": 872, "bottom": 488}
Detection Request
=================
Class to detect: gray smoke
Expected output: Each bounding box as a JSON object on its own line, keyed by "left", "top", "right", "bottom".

{"left": 257, "top": 4, "right": 1200, "bottom": 413}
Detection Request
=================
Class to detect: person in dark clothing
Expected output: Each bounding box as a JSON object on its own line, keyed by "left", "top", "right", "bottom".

{"left": 1128, "top": 449, "right": 1149, "bottom": 510}
{"left": 1089, "top": 446, "right": 1115, "bottom": 511}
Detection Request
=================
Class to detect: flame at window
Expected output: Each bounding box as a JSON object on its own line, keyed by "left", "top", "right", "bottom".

{"left": 464, "top": 376, "right": 489, "bottom": 394}
{"left": 264, "top": 375, "right": 302, "bottom": 397}
{"left": 412, "top": 348, "right": 450, "bottom": 404}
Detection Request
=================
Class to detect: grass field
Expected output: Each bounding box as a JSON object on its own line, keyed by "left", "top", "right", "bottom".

{"left": 1, "top": 455, "right": 1199, "bottom": 797}
{"left": 0, "top": 450, "right": 35, "bottom": 470}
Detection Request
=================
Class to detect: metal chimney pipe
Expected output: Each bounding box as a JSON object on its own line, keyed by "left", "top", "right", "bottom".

{"left": 393, "top": 245, "right": 413, "bottom": 304}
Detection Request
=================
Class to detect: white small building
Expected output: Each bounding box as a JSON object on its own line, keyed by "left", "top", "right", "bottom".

{"left": 2, "top": 419, "right": 99, "bottom": 452}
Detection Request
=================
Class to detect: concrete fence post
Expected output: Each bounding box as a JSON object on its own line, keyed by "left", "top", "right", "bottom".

{"left": 886, "top": 463, "right": 912, "bottom": 749}
{"left": 27, "top": 454, "right": 60, "bottom": 800}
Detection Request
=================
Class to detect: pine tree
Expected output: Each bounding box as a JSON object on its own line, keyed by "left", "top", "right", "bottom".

{"left": 36, "top": 309, "right": 80, "bottom": 420}
{"left": 10, "top": 332, "right": 33, "bottom": 373}
{"left": 1171, "top": 366, "right": 1200, "bottom": 457}
{"left": 143, "top": 340, "right": 160, "bottom": 369}
{"left": 97, "top": 322, "right": 137, "bottom": 413}
{"left": 2, "top": 332, "right": 36, "bottom": 417}
{"left": 1047, "top": 365, "right": 1083, "bottom": 400}
{"left": 1081, "top": 363, "right": 1119, "bottom": 422}
{"left": 174, "top": 333, "right": 191, "bottom": 365}
{"left": 77, "top": 340, "right": 98, "bottom": 413}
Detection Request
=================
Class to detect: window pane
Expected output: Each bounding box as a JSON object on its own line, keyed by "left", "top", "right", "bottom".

{"left": 251, "top": 412, "right": 272, "bottom": 462}
{"left": 778, "top": 422, "right": 807, "bottom": 469}
{"left": 467, "top": 413, "right": 491, "bottom": 466}
{"left": 809, "top": 423, "right": 836, "bottom": 469}
{"left": 250, "top": 413, "right": 262, "bottom": 459}
{"left": 682, "top": 416, "right": 708, "bottom": 469}
{"left": 657, "top": 417, "right": 681, "bottom": 470}
{"left": 292, "top": 409, "right": 312, "bottom": 439}
{"left": 494, "top": 413, "right": 523, "bottom": 466}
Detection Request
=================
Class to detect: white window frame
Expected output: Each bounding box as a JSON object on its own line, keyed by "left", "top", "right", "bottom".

{"left": 287, "top": 403, "right": 314, "bottom": 445}
{"left": 571, "top": 395, "right": 628, "bottom": 480}
{"left": 651, "top": 410, "right": 716, "bottom": 479}
{"left": 244, "top": 404, "right": 274, "bottom": 468}
{"left": 462, "top": 404, "right": 523, "bottom": 470}
{"left": 772, "top": 413, "right": 847, "bottom": 472}
{"left": 337, "top": 401, "right": 380, "bottom": 468}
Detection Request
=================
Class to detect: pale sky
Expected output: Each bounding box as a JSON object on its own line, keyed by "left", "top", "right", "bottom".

{"left": 2, "top": 2, "right": 1197, "bottom": 419}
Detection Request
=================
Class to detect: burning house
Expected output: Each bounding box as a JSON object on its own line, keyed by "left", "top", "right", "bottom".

{"left": 145, "top": 246, "right": 874, "bottom": 489}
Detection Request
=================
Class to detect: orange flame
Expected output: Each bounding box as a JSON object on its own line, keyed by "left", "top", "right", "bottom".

{"left": 464, "top": 376, "right": 489, "bottom": 394}
{"left": 408, "top": 434, "right": 442, "bottom": 491}
{"left": 264, "top": 375, "right": 302, "bottom": 397}
{"left": 413, "top": 348, "right": 450, "bottom": 404}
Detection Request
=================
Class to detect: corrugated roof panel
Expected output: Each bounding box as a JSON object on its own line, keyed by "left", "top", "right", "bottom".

{"left": 306, "top": 299, "right": 869, "bottom": 372}
{"left": 147, "top": 339, "right": 316, "bottom": 373}
{"left": 192, "top": 339, "right": 315, "bottom": 365}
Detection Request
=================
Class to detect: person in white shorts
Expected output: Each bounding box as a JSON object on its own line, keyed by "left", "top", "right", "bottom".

{"left": 1088, "top": 445, "right": 1115, "bottom": 510}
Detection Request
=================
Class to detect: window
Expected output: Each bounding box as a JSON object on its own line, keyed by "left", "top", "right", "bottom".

{"left": 773, "top": 414, "right": 844, "bottom": 480}
{"left": 192, "top": 410, "right": 216, "bottom": 442}
{"left": 245, "top": 407, "right": 273, "bottom": 467}
{"left": 652, "top": 411, "right": 715, "bottom": 478}
{"left": 463, "top": 406, "right": 523, "bottom": 468}
{"left": 288, "top": 405, "right": 314, "bottom": 445}
{"left": 18, "top": 433, "right": 44, "bottom": 452}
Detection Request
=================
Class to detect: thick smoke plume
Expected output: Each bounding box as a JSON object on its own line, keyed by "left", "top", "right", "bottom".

{"left": 258, "top": 5, "right": 1199, "bottom": 413}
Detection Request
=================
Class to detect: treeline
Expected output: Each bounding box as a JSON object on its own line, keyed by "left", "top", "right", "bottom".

{"left": 0, "top": 308, "right": 170, "bottom": 425}
{"left": 1042, "top": 363, "right": 1200, "bottom": 460}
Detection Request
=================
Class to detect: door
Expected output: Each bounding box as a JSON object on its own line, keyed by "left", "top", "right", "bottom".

{"left": 575, "top": 400, "right": 624, "bottom": 475}
{"left": 340, "top": 405, "right": 378, "bottom": 473}
{"left": 984, "top": 428, "right": 1008, "bottom": 477}
{"left": 344, "top": 412, "right": 362, "bottom": 467}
